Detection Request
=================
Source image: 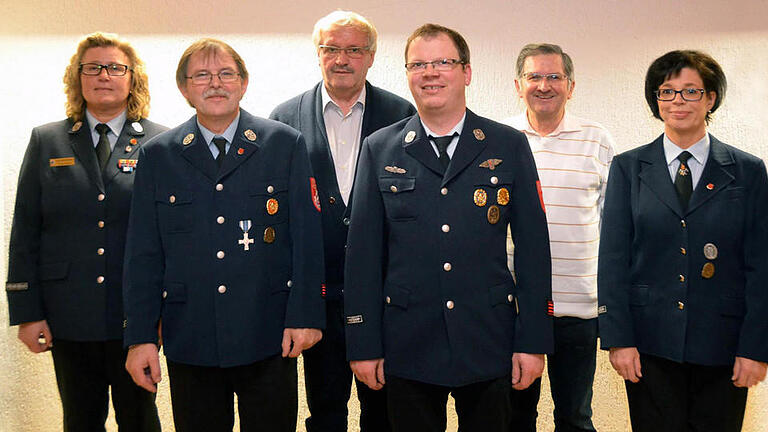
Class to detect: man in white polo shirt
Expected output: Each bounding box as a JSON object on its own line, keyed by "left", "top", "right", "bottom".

{"left": 505, "top": 43, "right": 615, "bottom": 432}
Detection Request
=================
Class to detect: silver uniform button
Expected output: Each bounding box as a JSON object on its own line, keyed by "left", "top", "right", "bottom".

{"left": 441, "top": 224, "right": 450, "bottom": 233}
{"left": 217, "top": 216, "right": 225, "bottom": 224}
{"left": 446, "top": 300, "right": 455, "bottom": 309}
{"left": 343, "top": 218, "right": 351, "bottom": 226}
{"left": 386, "top": 296, "right": 391, "bottom": 304}
{"left": 507, "top": 294, "right": 514, "bottom": 302}
{"left": 97, "top": 248, "right": 105, "bottom": 255}
{"left": 97, "top": 193, "right": 106, "bottom": 201}
{"left": 96, "top": 276, "right": 105, "bottom": 284}
{"left": 216, "top": 251, "right": 225, "bottom": 259}
{"left": 218, "top": 285, "right": 227, "bottom": 293}
{"left": 440, "top": 187, "right": 448, "bottom": 196}
{"left": 216, "top": 183, "right": 224, "bottom": 191}
{"left": 169, "top": 195, "right": 176, "bottom": 204}
{"left": 162, "top": 291, "right": 168, "bottom": 299}
{"left": 390, "top": 185, "right": 398, "bottom": 193}
{"left": 287, "top": 280, "right": 293, "bottom": 288}
{"left": 267, "top": 185, "right": 274, "bottom": 194}
{"left": 490, "top": 176, "right": 499, "bottom": 185}
{"left": 443, "top": 262, "right": 452, "bottom": 271}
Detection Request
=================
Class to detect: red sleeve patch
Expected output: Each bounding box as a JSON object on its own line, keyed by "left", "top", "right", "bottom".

{"left": 310, "top": 177, "right": 321, "bottom": 212}
{"left": 536, "top": 180, "right": 546, "bottom": 213}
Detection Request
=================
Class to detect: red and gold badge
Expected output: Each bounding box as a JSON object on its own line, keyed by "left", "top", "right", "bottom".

{"left": 310, "top": 177, "right": 321, "bottom": 212}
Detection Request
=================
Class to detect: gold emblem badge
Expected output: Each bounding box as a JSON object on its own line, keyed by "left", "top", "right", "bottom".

{"left": 479, "top": 159, "right": 502, "bottom": 170}
{"left": 263, "top": 227, "right": 276, "bottom": 244}
{"left": 266, "top": 198, "right": 279, "bottom": 215}
{"left": 497, "top": 188, "right": 510, "bottom": 206}
{"left": 487, "top": 205, "right": 500, "bottom": 224}
{"left": 385, "top": 166, "right": 407, "bottom": 174}
{"left": 474, "top": 189, "right": 487, "bottom": 207}
{"left": 182, "top": 133, "right": 194, "bottom": 145}
{"left": 244, "top": 129, "right": 257, "bottom": 141}
{"left": 405, "top": 130, "right": 416, "bottom": 143}
{"left": 473, "top": 129, "right": 485, "bottom": 141}
{"left": 701, "top": 262, "right": 715, "bottom": 279}
{"left": 71, "top": 121, "right": 82, "bottom": 132}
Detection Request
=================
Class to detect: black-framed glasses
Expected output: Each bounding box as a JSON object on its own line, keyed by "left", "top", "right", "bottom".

{"left": 318, "top": 45, "right": 370, "bottom": 59}
{"left": 185, "top": 70, "right": 241, "bottom": 85}
{"left": 79, "top": 63, "right": 131, "bottom": 76}
{"left": 405, "top": 58, "right": 465, "bottom": 73}
{"left": 655, "top": 88, "right": 705, "bottom": 101}
{"left": 522, "top": 72, "right": 568, "bottom": 83}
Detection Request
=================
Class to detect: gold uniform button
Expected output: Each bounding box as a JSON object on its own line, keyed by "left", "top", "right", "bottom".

{"left": 97, "top": 193, "right": 106, "bottom": 201}
{"left": 441, "top": 224, "right": 450, "bottom": 233}
{"left": 97, "top": 276, "right": 105, "bottom": 284}
{"left": 216, "top": 183, "right": 224, "bottom": 191}
{"left": 679, "top": 274, "right": 685, "bottom": 282}
{"left": 97, "top": 248, "right": 105, "bottom": 255}
{"left": 218, "top": 285, "right": 227, "bottom": 293}
{"left": 680, "top": 247, "right": 687, "bottom": 255}
{"left": 490, "top": 176, "right": 499, "bottom": 185}
{"left": 267, "top": 185, "right": 275, "bottom": 194}
{"left": 507, "top": 294, "right": 514, "bottom": 303}
{"left": 440, "top": 187, "right": 448, "bottom": 196}
{"left": 443, "top": 262, "right": 452, "bottom": 271}
{"left": 169, "top": 195, "right": 176, "bottom": 204}
{"left": 681, "top": 220, "right": 686, "bottom": 228}
{"left": 97, "top": 220, "right": 105, "bottom": 228}
{"left": 386, "top": 296, "right": 391, "bottom": 304}
{"left": 678, "top": 301, "right": 685, "bottom": 310}
{"left": 329, "top": 196, "right": 336, "bottom": 204}
{"left": 446, "top": 300, "right": 455, "bottom": 310}
{"left": 162, "top": 291, "right": 168, "bottom": 299}
{"left": 217, "top": 216, "right": 225, "bottom": 224}
{"left": 287, "top": 280, "right": 293, "bottom": 288}
{"left": 216, "top": 251, "right": 225, "bottom": 259}
{"left": 390, "top": 185, "right": 398, "bottom": 193}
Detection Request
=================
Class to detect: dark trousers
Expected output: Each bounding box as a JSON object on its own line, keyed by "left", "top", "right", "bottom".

{"left": 304, "top": 298, "right": 389, "bottom": 432}
{"left": 387, "top": 375, "right": 511, "bottom": 432}
{"left": 625, "top": 354, "right": 748, "bottom": 432}
{"left": 166, "top": 355, "right": 297, "bottom": 432}
{"left": 510, "top": 317, "right": 598, "bottom": 432}
{"left": 50, "top": 339, "right": 161, "bottom": 432}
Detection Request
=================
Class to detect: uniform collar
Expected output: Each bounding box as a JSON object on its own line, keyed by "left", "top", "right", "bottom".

{"left": 663, "top": 132, "right": 710, "bottom": 166}
{"left": 197, "top": 111, "right": 240, "bottom": 145}
{"left": 85, "top": 109, "right": 126, "bottom": 136}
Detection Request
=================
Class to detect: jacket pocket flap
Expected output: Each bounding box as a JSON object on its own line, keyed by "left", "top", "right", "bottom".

{"left": 251, "top": 179, "right": 288, "bottom": 196}
{"left": 378, "top": 177, "right": 416, "bottom": 193}
{"left": 155, "top": 189, "right": 193, "bottom": 205}
{"left": 720, "top": 297, "right": 746, "bottom": 317}
{"left": 163, "top": 282, "right": 187, "bottom": 303}
{"left": 38, "top": 262, "right": 70, "bottom": 281}
{"left": 488, "top": 282, "right": 515, "bottom": 306}
{"left": 384, "top": 285, "right": 410, "bottom": 308}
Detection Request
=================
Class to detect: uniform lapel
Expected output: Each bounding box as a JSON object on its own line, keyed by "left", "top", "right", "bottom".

{"left": 637, "top": 136, "right": 684, "bottom": 217}
{"left": 687, "top": 135, "right": 735, "bottom": 215}
{"left": 403, "top": 115, "right": 444, "bottom": 176}
{"left": 68, "top": 118, "right": 105, "bottom": 193}
{"left": 441, "top": 110, "right": 488, "bottom": 187}
{"left": 218, "top": 112, "right": 261, "bottom": 179}
{"left": 104, "top": 119, "right": 145, "bottom": 185}
{"left": 179, "top": 117, "right": 218, "bottom": 182}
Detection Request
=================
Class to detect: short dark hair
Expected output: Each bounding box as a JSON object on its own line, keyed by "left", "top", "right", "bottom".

{"left": 176, "top": 38, "right": 249, "bottom": 89}
{"left": 644, "top": 50, "right": 726, "bottom": 124}
{"left": 405, "top": 23, "right": 470, "bottom": 65}
{"left": 515, "top": 43, "right": 574, "bottom": 81}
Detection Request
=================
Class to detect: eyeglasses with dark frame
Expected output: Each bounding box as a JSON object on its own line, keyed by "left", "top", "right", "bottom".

{"left": 522, "top": 72, "right": 569, "bottom": 83}
{"left": 185, "top": 70, "right": 241, "bottom": 85}
{"left": 405, "top": 58, "right": 465, "bottom": 73}
{"left": 79, "top": 63, "right": 132, "bottom": 76}
{"left": 655, "top": 88, "right": 706, "bottom": 102}
{"left": 318, "top": 45, "right": 370, "bottom": 59}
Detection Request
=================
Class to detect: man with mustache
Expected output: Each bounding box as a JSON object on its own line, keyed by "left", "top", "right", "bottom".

{"left": 504, "top": 43, "right": 615, "bottom": 432}
{"left": 344, "top": 24, "right": 553, "bottom": 431}
{"left": 270, "top": 11, "right": 414, "bottom": 432}
{"left": 122, "top": 38, "right": 325, "bottom": 431}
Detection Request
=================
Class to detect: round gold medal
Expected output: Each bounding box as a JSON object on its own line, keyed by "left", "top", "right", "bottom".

{"left": 266, "top": 198, "right": 279, "bottom": 215}
{"left": 474, "top": 189, "right": 487, "bottom": 207}
{"left": 487, "top": 205, "right": 500, "bottom": 224}
{"left": 701, "top": 262, "right": 715, "bottom": 279}
{"left": 497, "top": 188, "right": 510, "bottom": 206}
{"left": 264, "top": 227, "right": 276, "bottom": 243}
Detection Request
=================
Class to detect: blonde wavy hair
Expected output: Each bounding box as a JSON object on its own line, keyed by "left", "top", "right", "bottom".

{"left": 63, "top": 32, "right": 150, "bottom": 122}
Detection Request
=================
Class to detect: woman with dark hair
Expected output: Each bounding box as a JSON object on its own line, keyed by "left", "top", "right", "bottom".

{"left": 598, "top": 50, "right": 768, "bottom": 431}
{"left": 6, "top": 32, "right": 166, "bottom": 431}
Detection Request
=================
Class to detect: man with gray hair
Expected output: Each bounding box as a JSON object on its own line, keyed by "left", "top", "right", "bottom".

{"left": 271, "top": 10, "right": 415, "bottom": 432}
{"left": 505, "top": 43, "right": 615, "bottom": 431}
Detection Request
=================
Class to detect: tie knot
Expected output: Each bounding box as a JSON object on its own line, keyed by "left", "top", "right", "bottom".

{"left": 95, "top": 123, "right": 110, "bottom": 135}
{"left": 212, "top": 137, "right": 227, "bottom": 153}
{"left": 677, "top": 151, "right": 693, "bottom": 163}
{"left": 430, "top": 134, "right": 456, "bottom": 152}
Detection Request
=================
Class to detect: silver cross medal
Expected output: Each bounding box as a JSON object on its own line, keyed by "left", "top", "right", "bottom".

{"left": 238, "top": 220, "right": 254, "bottom": 251}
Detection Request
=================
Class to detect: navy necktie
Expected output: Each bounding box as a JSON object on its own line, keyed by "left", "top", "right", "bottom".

{"left": 212, "top": 137, "right": 227, "bottom": 168}
{"left": 675, "top": 151, "right": 693, "bottom": 210}
{"left": 94, "top": 123, "right": 112, "bottom": 170}
{"left": 430, "top": 133, "right": 457, "bottom": 169}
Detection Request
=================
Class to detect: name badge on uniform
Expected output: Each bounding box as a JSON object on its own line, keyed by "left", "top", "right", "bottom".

{"left": 238, "top": 220, "right": 254, "bottom": 251}
{"left": 118, "top": 159, "right": 138, "bottom": 172}
{"left": 50, "top": 157, "right": 75, "bottom": 167}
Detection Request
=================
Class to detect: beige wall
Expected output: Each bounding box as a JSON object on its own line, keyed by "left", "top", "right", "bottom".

{"left": 2, "top": 1, "right": 767, "bottom": 430}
